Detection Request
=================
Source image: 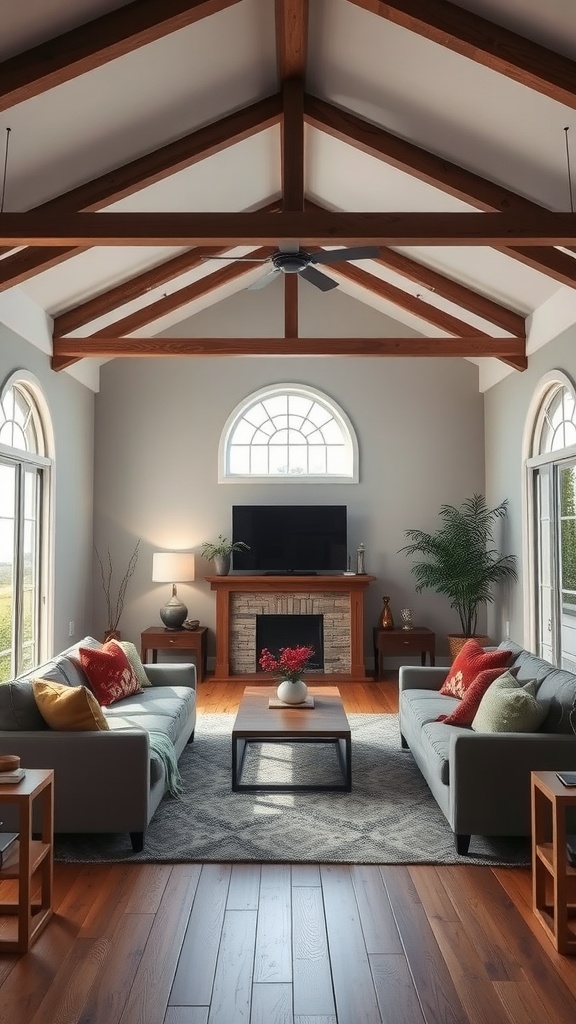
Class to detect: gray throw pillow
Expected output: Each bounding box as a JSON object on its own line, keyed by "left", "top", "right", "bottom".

{"left": 0, "top": 678, "right": 49, "bottom": 730}
{"left": 471, "top": 673, "right": 546, "bottom": 733}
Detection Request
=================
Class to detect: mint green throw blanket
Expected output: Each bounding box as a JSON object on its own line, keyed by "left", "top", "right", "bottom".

{"left": 148, "top": 731, "right": 183, "bottom": 797}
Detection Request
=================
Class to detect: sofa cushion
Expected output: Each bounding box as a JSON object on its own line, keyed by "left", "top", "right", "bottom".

{"left": 498, "top": 640, "right": 576, "bottom": 733}
{"left": 104, "top": 686, "right": 195, "bottom": 743}
{"left": 79, "top": 641, "right": 143, "bottom": 706}
{"left": 472, "top": 674, "right": 547, "bottom": 733}
{"left": 0, "top": 678, "right": 49, "bottom": 730}
{"left": 438, "top": 667, "right": 508, "bottom": 726}
{"left": 32, "top": 679, "right": 109, "bottom": 731}
{"left": 116, "top": 640, "right": 151, "bottom": 688}
{"left": 401, "top": 689, "right": 461, "bottom": 730}
{"left": 440, "top": 639, "right": 511, "bottom": 698}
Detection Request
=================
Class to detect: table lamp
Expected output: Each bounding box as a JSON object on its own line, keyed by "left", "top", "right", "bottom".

{"left": 152, "top": 551, "right": 196, "bottom": 630}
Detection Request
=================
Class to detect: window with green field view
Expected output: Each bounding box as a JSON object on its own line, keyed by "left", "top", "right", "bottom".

{"left": 0, "top": 380, "right": 51, "bottom": 683}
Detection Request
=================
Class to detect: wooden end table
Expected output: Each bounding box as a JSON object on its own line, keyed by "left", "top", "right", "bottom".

{"left": 531, "top": 770, "right": 576, "bottom": 954}
{"left": 231, "top": 686, "right": 352, "bottom": 793}
{"left": 373, "top": 626, "right": 436, "bottom": 679}
{"left": 0, "top": 768, "right": 54, "bottom": 953}
{"left": 141, "top": 625, "right": 208, "bottom": 683}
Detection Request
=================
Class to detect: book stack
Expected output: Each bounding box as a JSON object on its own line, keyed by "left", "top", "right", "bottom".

{"left": 0, "top": 830, "right": 18, "bottom": 867}
{"left": 0, "top": 754, "right": 26, "bottom": 784}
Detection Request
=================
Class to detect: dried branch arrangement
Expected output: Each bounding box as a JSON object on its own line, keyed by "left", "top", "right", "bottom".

{"left": 94, "top": 539, "right": 140, "bottom": 632}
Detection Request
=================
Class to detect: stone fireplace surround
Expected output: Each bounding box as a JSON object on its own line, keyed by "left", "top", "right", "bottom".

{"left": 206, "top": 575, "right": 376, "bottom": 682}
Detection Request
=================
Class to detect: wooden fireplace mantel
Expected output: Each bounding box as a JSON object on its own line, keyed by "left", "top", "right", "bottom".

{"left": 206, "top": 574, "right": 377, "bottom": 682}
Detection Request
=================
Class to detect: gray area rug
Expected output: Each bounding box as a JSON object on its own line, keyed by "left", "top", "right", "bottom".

{"left": 54, "top": 713, "right": 530, "bottom": 865}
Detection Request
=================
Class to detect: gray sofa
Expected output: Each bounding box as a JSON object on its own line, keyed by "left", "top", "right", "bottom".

{"left": 399, "top": 640, "right": 576, "bottom": 854}
{"left": 0, "top": 637, "right": 197, "bottom": 851}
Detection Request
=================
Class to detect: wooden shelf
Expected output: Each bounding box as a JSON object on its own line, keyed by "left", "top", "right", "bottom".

{"left": 531, "top": 771, "right": 576, "bottom": 955}
{"left": 0, "top": 769, "right": 54, "bottom": 953}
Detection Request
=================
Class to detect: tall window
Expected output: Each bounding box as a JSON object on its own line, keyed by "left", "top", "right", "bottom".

{"left": 220, "top": 384, "right": 358, "bottom": 482}
{"left": 527, "top": 374, "right": 576, "bottom": 669}
{"left": 0, "top": 376, "right": 52, "bottom": 682}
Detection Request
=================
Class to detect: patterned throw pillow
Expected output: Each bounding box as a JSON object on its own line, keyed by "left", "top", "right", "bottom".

{"left": 32, "top": 679, "right": 109, "bottom": 731}
{"left": 438, "top": 667, "right": 507, "bottom": 726}
{"left": 79, "top": 641, "right": 143, "bottom": 706}
{"left": 115, "top": 640, "right": 151, "bottom": 688}
{"left": 471, "top": 672, "right": 546, "bottom": 733}
{"left": 439, "top": 639, "right": 511, "bottom": 699}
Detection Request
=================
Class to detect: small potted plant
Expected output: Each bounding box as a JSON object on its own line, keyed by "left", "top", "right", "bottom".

{"left": 200, "top": 534, "right": 250, "bottom": 576}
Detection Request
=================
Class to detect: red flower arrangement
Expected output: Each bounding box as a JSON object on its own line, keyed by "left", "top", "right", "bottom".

{"left": 259, "top": 645, "right": 315, "bottom": 682}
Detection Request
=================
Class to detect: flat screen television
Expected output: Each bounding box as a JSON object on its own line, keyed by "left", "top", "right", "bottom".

{"left": 232, "top": 505, "right": 347, "bottom": 574}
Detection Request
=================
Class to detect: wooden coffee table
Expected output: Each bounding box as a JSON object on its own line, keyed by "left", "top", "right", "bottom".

{"left": 232, "top": 686, "right": 352, "bottom": 793}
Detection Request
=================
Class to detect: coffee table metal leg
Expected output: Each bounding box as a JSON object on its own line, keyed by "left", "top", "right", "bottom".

{"left": 337, "top": 736, "right": 352, "bottom": 791}
{"left": 232, "top": 737, "right": 247, "bottom": 791}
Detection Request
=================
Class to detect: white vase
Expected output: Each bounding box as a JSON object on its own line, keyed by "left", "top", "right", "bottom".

{"left": 276, "top": 678, "right": 308, "bottom": 705}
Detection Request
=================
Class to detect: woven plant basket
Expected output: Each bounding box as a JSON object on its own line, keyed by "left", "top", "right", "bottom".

{"left": 447, "top": 634, "right": 490, "bottom": 661}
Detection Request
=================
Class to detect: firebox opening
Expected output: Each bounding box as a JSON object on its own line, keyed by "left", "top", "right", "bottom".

{"left": 256, "top": 614, "right": 324, "bottom": 671}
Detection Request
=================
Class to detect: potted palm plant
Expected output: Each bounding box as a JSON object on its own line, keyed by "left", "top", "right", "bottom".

{"left": 399, "top": 494, "right": 517, "bottom": 659}
{"left": 200, "top": 534, "right": 250, "bottom": 576}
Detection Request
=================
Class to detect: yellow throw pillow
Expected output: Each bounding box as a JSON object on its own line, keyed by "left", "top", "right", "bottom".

{"left": 32, "top": 679, "right": 109, "bottom": 731}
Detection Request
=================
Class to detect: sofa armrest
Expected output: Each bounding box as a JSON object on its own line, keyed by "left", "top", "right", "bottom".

{"left": 399, "top": 665, "right": 447, "bottom": 692}
{"left": 0, "top": 729, "right": 151, "bottom": 833}
{"left": 144, "top": 662, "right": 197, "bottom": 689}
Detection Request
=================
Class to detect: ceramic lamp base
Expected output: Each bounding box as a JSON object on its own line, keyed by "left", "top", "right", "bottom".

{"left": 160, "top": 595, "right": 188, "bottom": 630}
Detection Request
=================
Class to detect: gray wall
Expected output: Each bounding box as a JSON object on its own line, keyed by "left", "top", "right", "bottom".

{"left": 94, "top": 285, "right": 486, "bottom": 664}
{"left": 485, "top": 325, "right": 576, "bottom": 647}
{"left": 0, "top": 325, "right": 95, "bottom": 655}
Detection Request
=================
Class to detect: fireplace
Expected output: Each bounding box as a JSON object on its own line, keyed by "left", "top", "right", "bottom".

{"left": 256, "top": 614, "right": 324, "bottom": 671}
{"left": 206, "top": 574, "right": 376, "bottom": 681}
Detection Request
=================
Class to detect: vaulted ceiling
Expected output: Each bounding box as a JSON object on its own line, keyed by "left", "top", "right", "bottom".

{"left": 2, "top": 0, "right": 576, "bottom": 378}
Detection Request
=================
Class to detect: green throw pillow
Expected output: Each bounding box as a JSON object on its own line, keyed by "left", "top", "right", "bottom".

{"left": 471, "top": 671, "right": 546, "bottom": 733}
{"left": 116, "top": 640, "right": 151, "bottom": 688}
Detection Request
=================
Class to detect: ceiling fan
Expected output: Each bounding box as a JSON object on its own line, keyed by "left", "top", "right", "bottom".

{"left": 202, "top": 244, "right": 380, "bottom": 292}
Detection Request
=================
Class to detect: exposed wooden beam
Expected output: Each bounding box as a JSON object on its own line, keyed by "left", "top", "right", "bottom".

{"left": 275, "top": 0, "right": 309, "bottom": 80}
{"left": 0, "top": 95, "right": 282, "bottom": 291}
{"left": 348, "top": 0, "right": 576, "bottom": 109}
{"left": 51, "top": 335, "right": 528, "bottom": 363}
{"left": 325, "top": 260, "right": 495, "bottom": 337}
{"left": 87, "top": 247, "right": 275, "bottom": 336}
{"left": 0, "top": 0, "right": 242, "bottom": 113}
{"left": 53, "top": 202, "right": 282, "bottom": 336}
{"left": 284, "top": 275, "right": 299, "bottom": 337}
{"left": 5, "top": 210, "right": 576, "bottom": 246}
{"left": 373, "top": 248, "right": 525, "bottom": 336}
{"left": 304, "top": 95, "right": 576, "bottom": 286}
{"left": 282, "top": 78, "right": 305, "bottom": 212}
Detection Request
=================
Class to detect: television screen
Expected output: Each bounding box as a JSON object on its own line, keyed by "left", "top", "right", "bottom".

{"left": 232, "top": 505, "right": 347, "bottom": 574}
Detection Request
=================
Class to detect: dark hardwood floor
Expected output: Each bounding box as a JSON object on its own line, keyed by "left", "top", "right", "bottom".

{"left": 1, "top": 676, "right": 575, "bottom": 1024}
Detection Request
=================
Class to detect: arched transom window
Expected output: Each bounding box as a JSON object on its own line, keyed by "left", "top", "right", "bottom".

{"left": 220, "top": 385, "right": 358, "bottom": 482}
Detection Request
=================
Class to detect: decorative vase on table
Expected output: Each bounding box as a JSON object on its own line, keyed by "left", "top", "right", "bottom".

{"left": 378, "top": 596, "right": 394, "bottom": 630}
{"left": 276, "top": 678, "right": 309, "bottom": 705}
{"left": 259, "top": 643, "right": 315, "bottom": 707}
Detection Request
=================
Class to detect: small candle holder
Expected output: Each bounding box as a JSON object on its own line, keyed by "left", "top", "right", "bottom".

{"left": 400, "top": 608, "right": 413, "bottom": 630}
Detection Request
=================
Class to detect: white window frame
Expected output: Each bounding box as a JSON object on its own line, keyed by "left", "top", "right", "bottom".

{"left": 218, "top": 383, "right": 359, "bottom": 483}
{"left": 523, "top": 369, "right": 576, "bottom": 660}
{"left": 0, "top": 371, "right": 54, "bottom": 676}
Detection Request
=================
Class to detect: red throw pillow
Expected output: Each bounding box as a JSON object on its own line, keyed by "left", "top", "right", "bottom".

{"left": 437, "top": 667, "right": 506, "bottom": 726}
{"left": 79, "top": 641, "right": 143, "bottom": 706}
{"left": 439, "top": 639, "right": 511, "bottom": 699}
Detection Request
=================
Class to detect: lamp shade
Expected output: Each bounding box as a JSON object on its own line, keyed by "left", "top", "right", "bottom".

{"left": 152, "top": 552, "right": 195, "bottom": 583}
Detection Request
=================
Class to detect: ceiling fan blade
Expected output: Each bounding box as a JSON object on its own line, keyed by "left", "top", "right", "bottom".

{"left": 311, "top": 246, "right": 380, "bottom": 265}
{"left": 299, "top": 266, "right": 339, "bottom": 292}
{"left": 248, "top": 268, "right": 282, "bottom": 291}
{"left": 200, "top": 255, "right": 271, "bottom": 262}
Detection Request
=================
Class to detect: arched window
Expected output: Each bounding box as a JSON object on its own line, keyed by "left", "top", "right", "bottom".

{"left": 219, "top": 384, "right": 359, "bottom": 482}
{"left": 525, "top": 372, "right": 576, "bottom": 668}
{"left": 0, "top": 374, "right": 53, "bottom": 682}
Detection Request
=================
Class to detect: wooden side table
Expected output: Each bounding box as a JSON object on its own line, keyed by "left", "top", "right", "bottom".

{"left": 531, "top": 770, "right": 576, "bottom": 954}
{"left": 140, "top": 626, "right": 208, "bottom": 683}
{"left": 373, "top": 626, "right": 436, "bottom": 680}
{"left": 0, "top": 768, "right": 54, "bottom": 953}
